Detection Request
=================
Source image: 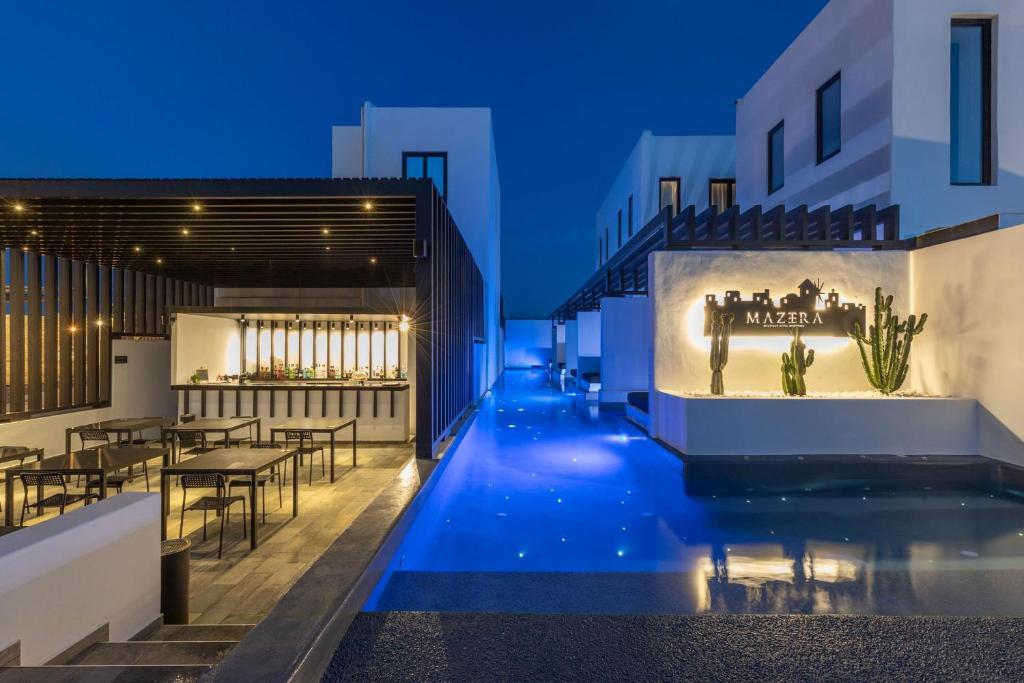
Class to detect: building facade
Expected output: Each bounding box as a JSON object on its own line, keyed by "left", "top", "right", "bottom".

{"left": 595, "top": 132, "right": 735, "bottom": 268}
{"left": 736, "top": 0, "right": 1024, "bottom": 236}
{"left": 332, "top": 102, "right": 503, "bottom": 395}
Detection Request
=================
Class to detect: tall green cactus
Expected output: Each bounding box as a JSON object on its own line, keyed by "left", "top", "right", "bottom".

{"left": 709, "top": 311, "right": 734, "bottom": 395}
{"left": 781, "top": 329, "right": 815, "bottom": 396}
{"left": 849, "top": 287, "right": 927, "bottom": 394}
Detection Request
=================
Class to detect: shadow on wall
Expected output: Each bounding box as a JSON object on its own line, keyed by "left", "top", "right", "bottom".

{"left": 892, "top": 136, "right": 1024, "bottom": 236}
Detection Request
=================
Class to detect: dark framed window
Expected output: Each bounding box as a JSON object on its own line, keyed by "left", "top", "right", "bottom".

{"left": 627, "top": 195, "right": 634, "bottom": 236}
{"left": 617, "top": 209, "right": 622, "bottom": 247}
{"left": 816, "top": 72, "right": 842, "bottom": 163}
{"left": 767, "top": 121, "right": 785, "bottom": 194}
{"left": 659, "top": 178, "right": 680, "bottom": 217}
{"left": 708, "top": 178, "right": 736, "bottom": 212}
{"left": 951, "top": 19, "right": 993, "bottom": 185}
{"left": 402, "top": 152, "right": 448, "bottom": 198}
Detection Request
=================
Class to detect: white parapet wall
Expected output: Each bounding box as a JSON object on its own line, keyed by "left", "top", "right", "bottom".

{"left": 657, "top": 394, "right": 978, "bottom": 457}
{"left": 504, "top": 320, "right": 552, "bottom": 368}
{"left": 599, "top": 297, "right": 650, "bottom": 404}
{"left": 0, "top": 493, "right": 161, "bottom": 665}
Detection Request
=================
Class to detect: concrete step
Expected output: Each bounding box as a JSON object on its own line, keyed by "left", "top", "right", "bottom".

{"left": 135, "top": 623, "right": 255, "bottom": 642}
{"left": 65, "top": 641, "right": 235, "bottom": 666}
{"left": 0, "top": 665, "right": 209, "bottom": 682}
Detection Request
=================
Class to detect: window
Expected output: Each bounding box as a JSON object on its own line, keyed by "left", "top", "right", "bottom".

{"left": 402, "top": 152, "right": 448, "bottom": 197}
{"left": 659, "top": 178, "right": 680, "bottom": 217}
{"left": 605, "top": 228, "right": 609, "bottom": 261}
{"left": 767, "top": 122, "right": 785, "bottom": 194}
{"left": 951, "top": 19, "right": 992, "bottom": 185}
{"left": 816, "top": 72, "right": 842, "bottom": 163}
{"left": 617, "top": 210, "right": 622, "bottom": 247}
{"left": 628, "top": 195, "right": 633, "bottom": 236}
{"left": 708, "top": 179, "right": 736, "bottom": 212}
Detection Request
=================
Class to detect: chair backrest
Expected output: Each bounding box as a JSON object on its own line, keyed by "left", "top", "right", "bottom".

{"left": 79, "top": 430, "right": 110, "bottom": 447}
{"left": 20, "top": 472, "right": 66, "bottom": 490}
{"left": 176, "top": 430, "right": 207, "bottom": 448}
{"left": 285, "top": 430, "right": 312, "bottom": 444}
{"left": 250, "top": 442, "right": 281, "bottom": 449}
{"left": 180, "top": 473, "right": 226, "bottom": 491}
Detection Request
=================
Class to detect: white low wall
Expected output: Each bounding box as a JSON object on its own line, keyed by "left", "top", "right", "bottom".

{"left": 0, "top": 340, "right": 177, "bottom": 456}
{"left": 0, "top": 493, "right": 161, "bottom": 665}
{"left": 600, "top": 297, "right": 649, "bottom": 404}
{"left": 655, "top": 394, "right": 978, "bottom": 457}
{"left": 504, "top": 320, "right": 552, "bottom": 368}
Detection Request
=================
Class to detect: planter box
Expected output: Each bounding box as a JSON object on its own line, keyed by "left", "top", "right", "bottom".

{"left": 653, "top": 391, "right": 978, "bottom": 457}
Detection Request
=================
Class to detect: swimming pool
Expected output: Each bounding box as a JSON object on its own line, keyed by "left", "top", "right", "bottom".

{"left": 366, "top": 370, "right": 1024, "bottom": 615}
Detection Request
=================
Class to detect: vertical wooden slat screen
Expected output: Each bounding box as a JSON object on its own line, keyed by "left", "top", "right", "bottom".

{"left": 72, "top": 260, "right": 86, "bottom": 405}
{"left": 112, "top": 267, "right": 123, "bottom": 334}
{"left": 155, "top": 276, "right": 166, "bottom": 335}
{"left": 85, "top": 263, "right": 99, "bottom": 404}
{"left": 26, "top": 252, "right": 42, "bottom": 411}
{"left": 58, "top": 258, "right": 71, "bottom": 408}
{"left": 99, "top": 265, "right": 111, "bottom": 402}
{"left": 43, "top": 254, "right": 57, "bottom": 409}
{"left": 0, "top": 251, "right": 6, "bottom": 415}
{"left": 145, "top": 274, "right": 156, "bottom": 334}
{"left": 9, "top": 250, "right": 25, "bottom": 414}
{"left": 123, "top": 269, "right": 135, "bottom": 335}
{"left": 134, "top": 271, "right": 145, "bottom": 334}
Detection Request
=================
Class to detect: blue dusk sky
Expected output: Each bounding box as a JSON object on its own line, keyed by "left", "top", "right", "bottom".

{"left": 0, "top": 0, "right": 827, "bottom": 318}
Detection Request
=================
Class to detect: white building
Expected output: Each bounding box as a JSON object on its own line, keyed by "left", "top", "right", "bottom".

{"left": 596, "top": 132, "right": 735, "bottom": 267}
{"left": 332, "top": 102, "right": 503, "bottom": 394}
{"left": 736, "top": 0, "right": 1024, "bottom": 236}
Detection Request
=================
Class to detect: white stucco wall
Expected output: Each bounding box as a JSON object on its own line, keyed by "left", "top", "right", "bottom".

{"left": 331, "top": 103, "right": 502, "bottom": 395}
{"left": 599, "top": 297, "right": 650, "bottom": 404}
{"left": 911, "top": 223, "right": 1024, "bottom": 445}
{"left": 576, "top": 311, "right": 602, "bottom": 360}
{"left": 736, "top": 0, "right": 894, "bottom": 212}
{"left": 564, "top": 320, "right": 579, "bottom": 374}
{"left": 649, "top": 250, "right": 909, "bottom": 399}
{"left": 552, "top": 323, "right": 566, "bottom": 365}
{"left": 736, "top": 0, "right": 1024, "bottom": 237}
{"left": 596, "top": 133, "right": 735, "bottom": 267}
{"left": 0, "top": 339, "right": 177, "bottom": 456}
{"left": 504, "top": 320, "right": 551, "bottom": 368}
{"left": 891, "top": 0, "right": 1024, "bottom": 234}
{"left": 0, "top": 493, "right": 160, "bottom": 665}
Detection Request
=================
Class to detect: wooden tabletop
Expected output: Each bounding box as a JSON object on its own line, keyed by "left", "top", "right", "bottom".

{"left": 269, "top": 418, "right": 356, "bottom": 433}
{"left": 162, "top": 447, "right": 296, "bottom": 474}
{"left": 8, "top": 446, "right": 168, "bottom": 474}
{"left": 69, "top": 417, "right": 169, "bottom": 433}
{"left": 162, "top": 417, "right": 259, "bottom": 432}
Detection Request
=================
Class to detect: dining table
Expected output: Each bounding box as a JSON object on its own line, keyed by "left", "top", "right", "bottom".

{"left": 160, "top": 417, "right": 261, "bottom": 462}
{"left": 66, "top": 417, "right": 170, "bottom": 456}
{"left": 159, "top": 446, "right": 299, "bottom": 550}
{"left": 3, "top": 446, "right": 170, "bottom": 527}
{"left": 269, "top": 417, "right": 357, "bottom": 482}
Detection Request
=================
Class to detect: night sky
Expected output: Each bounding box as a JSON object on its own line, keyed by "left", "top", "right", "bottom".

{"left": 0, "top": 0, "right": 827, "bottom": 318}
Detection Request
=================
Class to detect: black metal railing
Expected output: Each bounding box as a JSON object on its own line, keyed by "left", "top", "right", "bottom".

{"left": 551, "top": 202, "right": 902, "bottom": 322}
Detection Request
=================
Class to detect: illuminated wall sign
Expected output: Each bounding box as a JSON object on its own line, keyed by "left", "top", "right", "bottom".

{"left": 703, "top": 278, "right": 865, "bottom": 337}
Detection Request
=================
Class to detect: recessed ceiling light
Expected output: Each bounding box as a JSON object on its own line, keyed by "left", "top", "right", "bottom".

{"left": 181, "top": 228, "right": 189, "bottom": 236}
{"left": 364, "top": 201, "right": 373, "bottom": 210}
{"left": 12, "top": 203, "right": 25, "bottom": 212}
{"left": 134, "top": 246, "right": 141, "bottom": 253}
{"left": 322, "top": 228, "right": 330, "bottom": 235}
{"left": 156, "top": 258, "right": 163, "bottom": 264}
{"left": 325, "top": 246, "right": 331, "bottom": 251}
{"left": 230, "top": 246, "right": 236, "bottom": 252}
{"left": 191, "top": 202, "right": 202, "bottom": 212}
{"left": 369, "top": 257, "right": 377, "bottom": 264}
{"left": 30, "top": 230, "right": 38, "bottom": 236}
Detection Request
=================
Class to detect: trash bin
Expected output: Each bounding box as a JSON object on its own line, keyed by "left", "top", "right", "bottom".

{"left": 161, "top": 538, "right": 191, "bottom": 624}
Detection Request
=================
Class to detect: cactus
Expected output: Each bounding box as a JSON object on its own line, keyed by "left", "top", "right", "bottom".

{"left": 709, "top": 311, "right": 734, "bottom": 395}
{"left": 849, "top": 287, "right": 927, "bottom": 395}
{"left": 781, "top": 329, "right": 815, "bottom": 396}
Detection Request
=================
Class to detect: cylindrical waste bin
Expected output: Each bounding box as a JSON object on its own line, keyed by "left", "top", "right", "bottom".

{"left": 161, "top": 538, "right": 191, "bottom": 624}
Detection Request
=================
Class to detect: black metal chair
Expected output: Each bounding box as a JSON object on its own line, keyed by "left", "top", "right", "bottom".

{"left": 78, "top": 430, "right": 137, "bottom": 493}
{"left": 218, "top": 418, "right": 256, "bottom": 448}
{"left": 228, "top": 443, "right": 284, "bottom": 523}
{"left": 173, "top": 430, "right": 213, "bottom": 463}
{"left": 178, "top": 473, "right": 247, "bottom": 559}
{"left": 19, "top": 472, "right": 98, "bottom": 525}
{"left": 284, "top": 431, "right": 325, "bottom": 486}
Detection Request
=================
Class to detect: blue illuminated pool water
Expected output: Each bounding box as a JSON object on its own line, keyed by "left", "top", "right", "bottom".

{"left": 366, "top": 370, "right": 1024, "bottom": 615}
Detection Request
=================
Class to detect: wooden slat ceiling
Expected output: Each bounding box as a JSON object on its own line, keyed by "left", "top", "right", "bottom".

{"left": 0, "top": 178, "right": 424, "bottom": 288}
